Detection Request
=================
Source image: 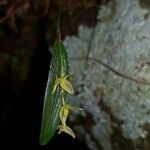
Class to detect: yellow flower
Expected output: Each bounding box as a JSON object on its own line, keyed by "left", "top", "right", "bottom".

{"left": 58, "top": 103, "right": 79, "bottom": 138}
{"left": 59, "top": 103, "right": 82, "bottom": 125}
{"left": 52, "top": 75, "right": 74, "bottom": 94}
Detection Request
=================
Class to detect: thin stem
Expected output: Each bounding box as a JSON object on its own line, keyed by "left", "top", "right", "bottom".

{"left": 56, "top": 9, "right": 61, "bottom": 41}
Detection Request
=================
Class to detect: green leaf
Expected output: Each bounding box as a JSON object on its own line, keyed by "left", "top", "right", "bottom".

{"left": 39, "top": 40, "right": 70, "bottom": 145}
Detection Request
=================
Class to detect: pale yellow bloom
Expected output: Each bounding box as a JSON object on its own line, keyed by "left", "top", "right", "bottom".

{"left": 52, "top": 75, "right": 74, "bottom": 94}
{"left": 58, "top": 103, "right": 79, "bottom": 138}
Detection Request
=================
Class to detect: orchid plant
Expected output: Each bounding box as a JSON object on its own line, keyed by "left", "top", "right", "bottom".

{"left": 39, "top": 33, "right": 80, "bottom": 145}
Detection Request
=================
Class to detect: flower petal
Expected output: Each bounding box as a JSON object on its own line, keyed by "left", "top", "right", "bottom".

{"left": 64, "top": 126, "right": 76, "bottom": 138}
{"left": 64, "top": 104, "right": 83, "bottom": 111}
{"left": 52, "top": 79, "right": 60, "bottom": 94}
{"left": 58, "top": 125, "right": 75, "bottom": 139}
{"left": 60, "top": 79, "right": 74, "bottom": 94}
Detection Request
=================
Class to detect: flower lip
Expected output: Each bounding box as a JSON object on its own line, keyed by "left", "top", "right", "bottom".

{"left": 58, "top": 124, "right": 76, "bottom": 138}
